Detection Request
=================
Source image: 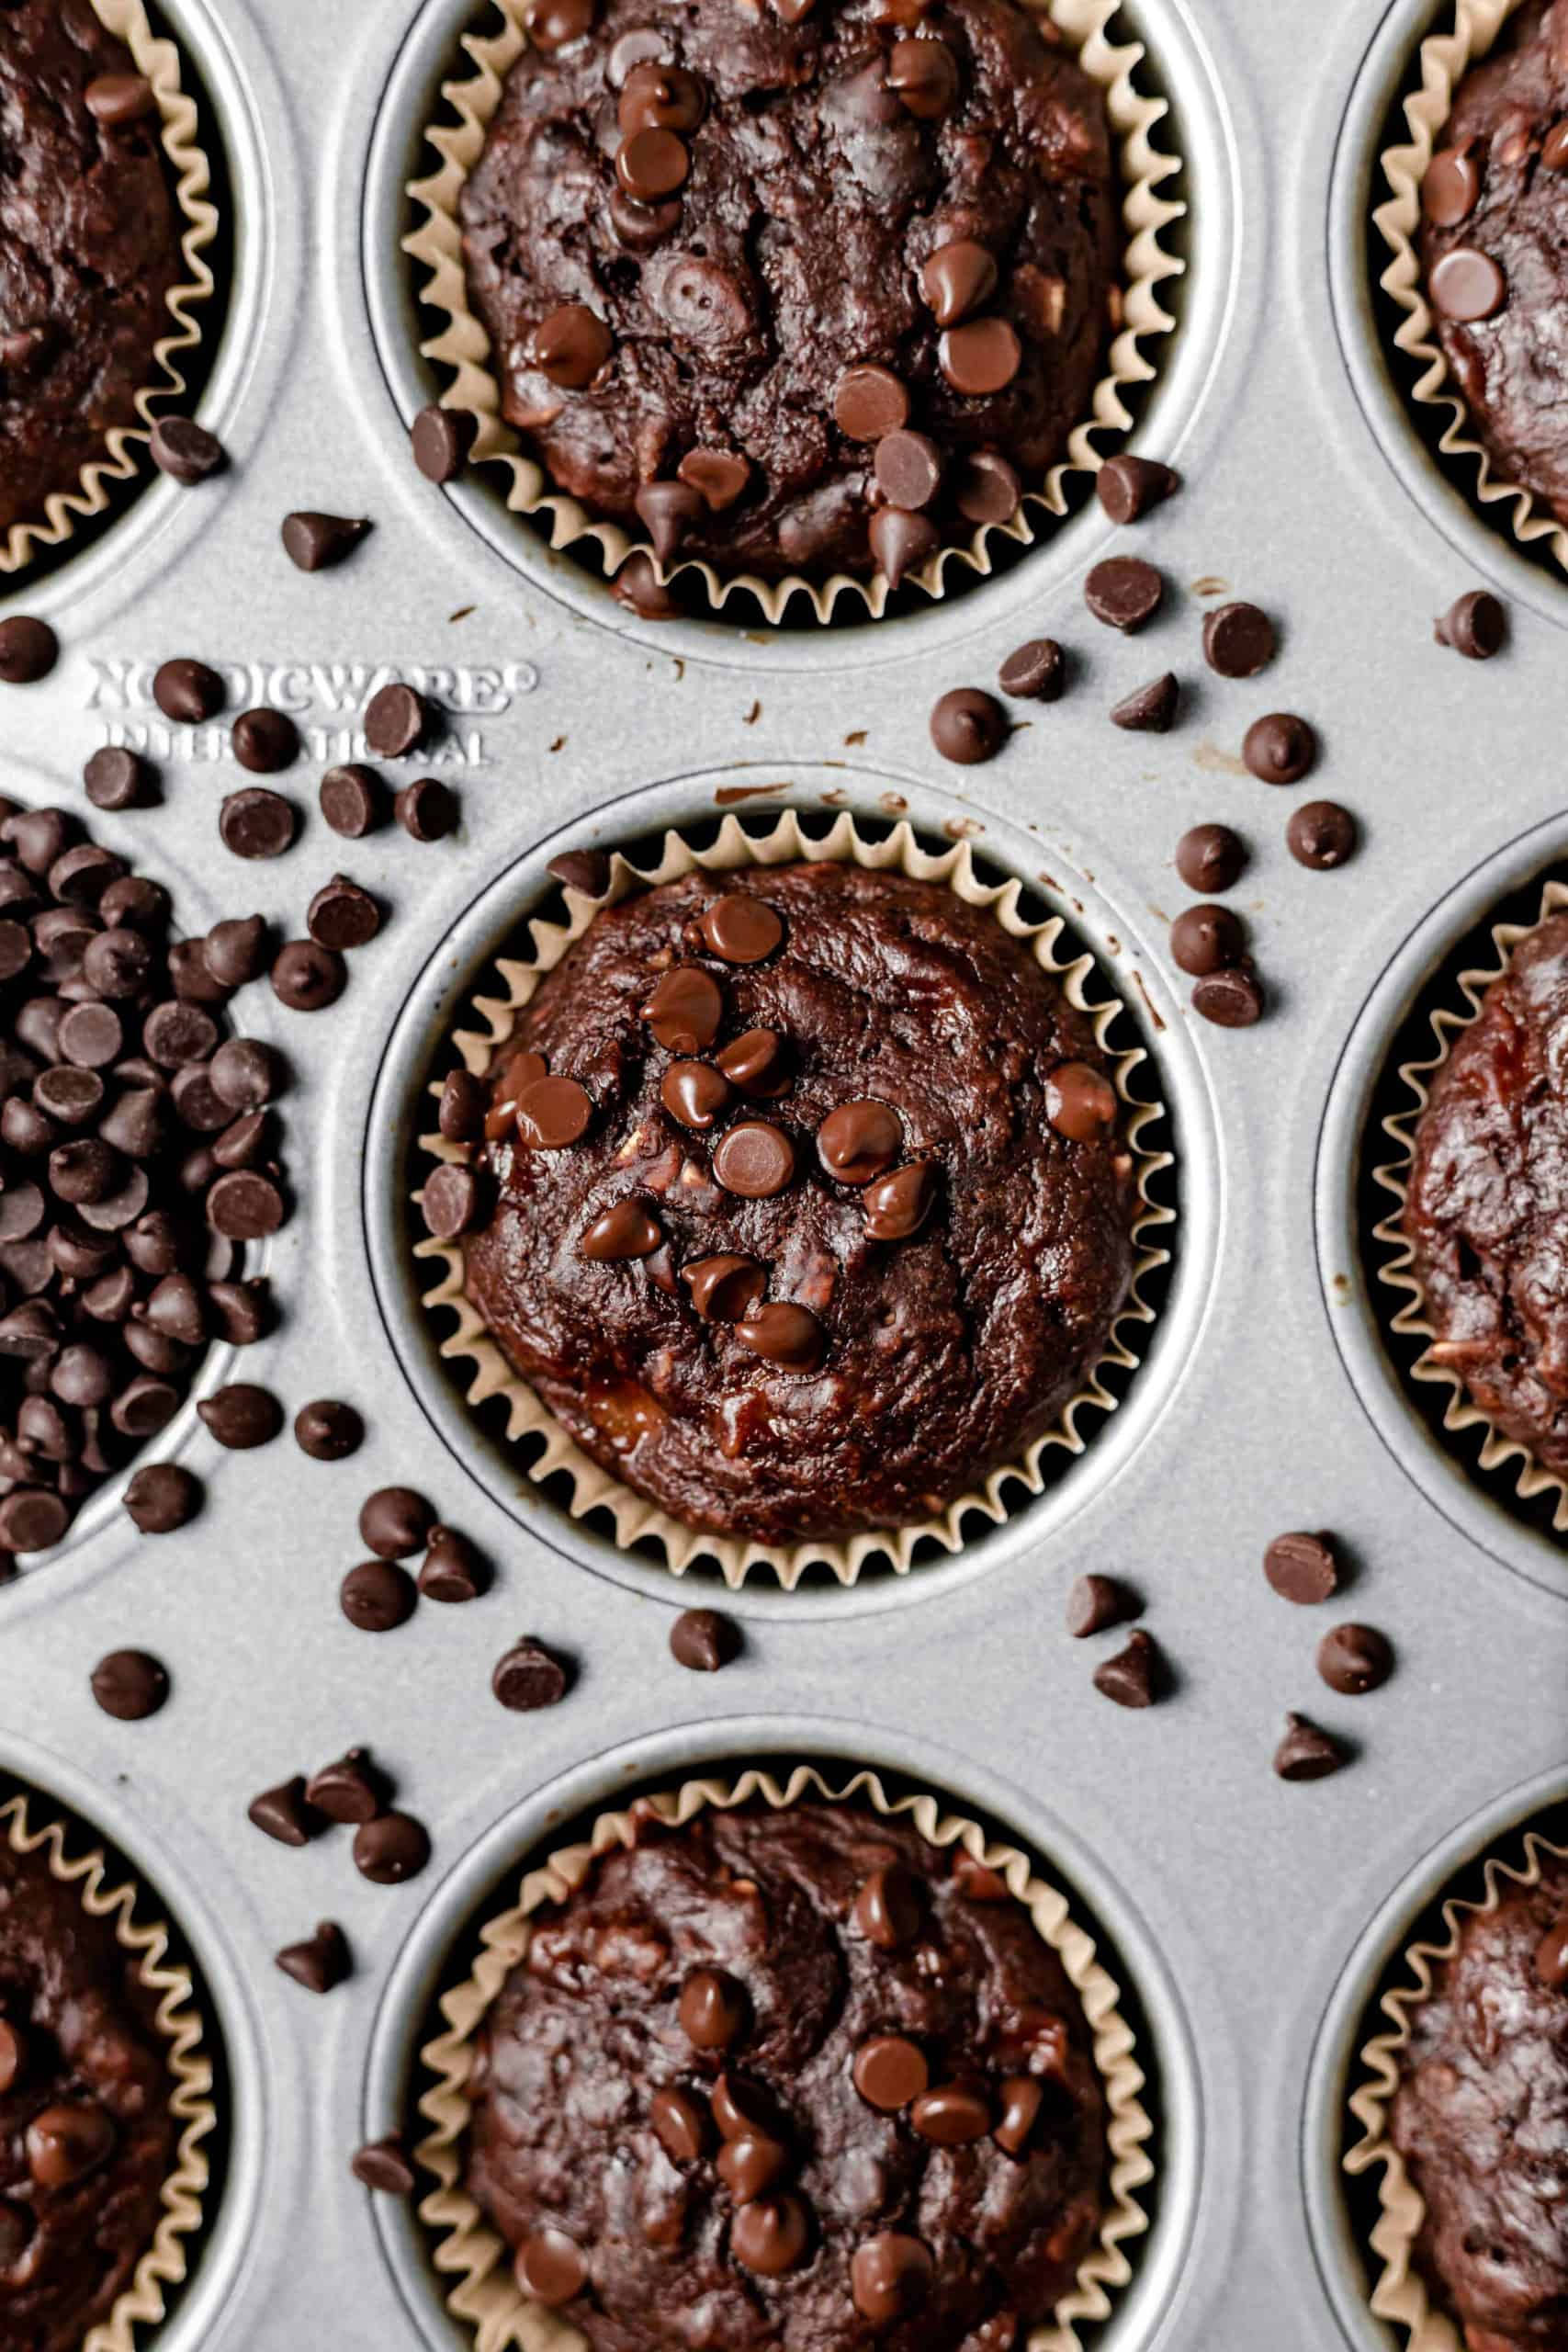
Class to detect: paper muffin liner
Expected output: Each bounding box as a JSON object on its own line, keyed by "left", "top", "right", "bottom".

{"left": 1344, "top": 1818, "right": 1568, "bottom": 2350}
{"left": 414, "top": 1762, "right": 1156, "bottom": 2352}
{"left": 412, "top": 808, "right": 1175, "bottom": 1590}
{"left": 1371, "top": 0, "right": 1568, "bottom": 578}
{"left": 402, "top": 0, "right": 1185, "bottom": 624}
{"left": 0, "top": 0, "right": 220, "bottom": 576}
{"left": 1371, "top": 874, "right": 1568, "bottom": 1532}
{"left": 0, "top": 1785, "right": 217, "bottom": 2352}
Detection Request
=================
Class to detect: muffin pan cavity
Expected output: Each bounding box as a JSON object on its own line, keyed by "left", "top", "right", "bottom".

{"left": 364, "top": 766, "right": 1209, "bottom": 1615}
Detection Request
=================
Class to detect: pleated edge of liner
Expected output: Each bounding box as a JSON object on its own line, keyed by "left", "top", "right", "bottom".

{"left": 0, "top": 0, "right": 221, "bottom": 575}
{"left": 410, "top": 807, "right": 1176, "bottom": 1591}
{"left": 411, "top": 1762, "right": 1156, "bottom": 2352}
{"left": 399, "top": 0, "right": 1185, "bottom": 625}
{"left": 0, "top": 1789, "right": 217, "bottom": 2352}
{"left": 1343, "top": 1823, "right": 1568, "bottom": 2352}
{"left": 1371, "top": 0, "right": 1568, "bottom": 580}
{"left": 1370, "top": 873, "right": 1568, "bottom": 1534}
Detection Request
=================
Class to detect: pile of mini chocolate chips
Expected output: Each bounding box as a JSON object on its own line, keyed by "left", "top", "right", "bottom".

{"left": 0, "top": 798, "right": 286, "bottom": 1558}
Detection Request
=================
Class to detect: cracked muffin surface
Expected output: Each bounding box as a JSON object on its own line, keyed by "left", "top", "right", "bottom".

{"left": 0, "top": 0, "right": 185, "bottom": 537}
{"left": 457, "top": 0, "right": 1119, "bottom": 582}
{"left": 466, "top": 1799, "right": 1108, "bottom": 2349}
{"left": 458, "top": 859, "right": 1137, "bottom": 1544}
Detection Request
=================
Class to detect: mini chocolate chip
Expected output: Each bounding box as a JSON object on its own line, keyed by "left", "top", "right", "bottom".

{"left": 231, "top": 707, "right": 300, "bottom": 775}
{"left": 0, "top": 617, "right": 57, "bottom": 684}
{"left": 1317, "top": 1623, "right": 1393, "bottom": 1696}
{"left": 1096, "top": 453, "right": 1179, "bottom": 523}
{"left": 280, "top": 512, "right": 371, "bottom": 572}
{"left": 123, "top": 1462, "right": 200, "bottom": 1533}
{"left": 1242, "top": 711, "right": 1316, "bottom": 785}
{"left": 320, "top": 765, "right": 386, "bottom": 839}
{"left": 90, "top": 1648, "right": 168, "bottom": 1721}
{"left": 1191, "top": 963, "right": 1264, "bottom": 1027}
{"left": 1092, "top": 1628, "right": 1161, "bottom": 1707}
{"left": 359, "top": 1487, "right": 434, "bottom": 1558}
{"left": 1111, "top": 673, "right": 1179, "bottom": 732}
{"left": 0, "top": 1487, "right": 67, "bottom": 1550}
{"left": 1201, "top": 602, "right": 1276, "bottom": 678}
{"left": 275, "top": 1922, "right": 350, "bottom": 1995}
{"left": 271, "top": 939, "right": 345, "bottom": 1012}
{"left": 492, "top": 1635, "right": 570, "bottom": 1711}
{"left": 931, "top": 685, "right": 1007, "bottom": 764}
{"left": 1066, "top": 1572, "right": 1140, "bottom": 1637}
{"left": 294, "top": 1400, "right": 364, "bottom": 1461}
{"left": 1273, "top": 1713, "right": 1347, "bottom": 1781}
{"left": 394, "top": 777, "right": 457, "bottom": 842}
{"left": 354, "top": 1810, "right": 430, "bottom": 1884}
{"left": 1265, "top": 1531, "right": 1341, "bottom": 1606}
{"left": 886, "top": 33, "right": 958, "bottom": 117}
{"left": 1085, "top": 556, "right": 1164, "bottom": 631}
{"left": 1435, "top": 588, "right": 1506, "bottom": 659}
{"left": 340, "top": 1559, "right": 416, "bottom": 1633}
{"left": 998, "top": 638, "right": 1065, "bottom": 701}
{"left": 1176, "top": 822, "right": 1246, "bottom": 894}
{"left": 220, "top": 787, "right": 297, "bottom": 861}
{"left": 365, "top": 684, "right": 432, "bottom": 761}
{"left": 616, "top": 125, "right": 690, "bottom": 200}
{"left": 851, "top": 2233, "right": 935, "bottom": 2325}
{"left": 670, "top": 1606, "right": 740, "bottom": 1670}
{"left": 26, "top": 2102, "right": 115, "bottom": 2188}
{"left": 149, "top": 417, "right": 225, "bottom": 483}
{"left": 412, "top": 404, "right": 478, "bottom": 483}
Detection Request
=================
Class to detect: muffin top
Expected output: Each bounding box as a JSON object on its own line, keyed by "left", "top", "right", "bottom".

{"left": 1390, "top": 1852, "right": 1568, "bottom": 2350}
{"left": 0, "top": 1827, "right": 177, "bottom": 2352}
{"left": 458, "top": 0, "right": 1119, "bottom": 583}
{"left": 457, "top": 859, "right": 1137, "bottom": 1545}
{"left": 0, "top": 0, "right": 185, "bottom": 538}
{"left": 1418, "top": 0, "right": 1568, "bottom": 525}
{"left": 466, "top": 1800, "right": 1108, "bottom": 2349}
{"left": 1403, "top": 912, "right": 1568, "bottom": 1477}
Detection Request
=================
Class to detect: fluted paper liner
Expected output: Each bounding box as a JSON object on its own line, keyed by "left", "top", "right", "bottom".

{"left": 1372, "top": 0, "right": 1568, "bottom": 577}
{"left": 0, "top": 1787, "right": 216, "bottom": 2352}
{"left": 412, "top": 808, "right": 1174, "bottom": 1589}
{"left": 1345, "top": 1822, "right": 1568, "bottom": 2350}
{"left": 1371, "top": 876, "right": 1568, "bottom": 1532}
{"left": 0, "top": 0, "right": 220, "bottom": 575}
{"left": 402, "top": 0, "right": 1184, "bottom": 624}
{"left": 414, "top": 1764, "right": 1155, "bottom": 2352}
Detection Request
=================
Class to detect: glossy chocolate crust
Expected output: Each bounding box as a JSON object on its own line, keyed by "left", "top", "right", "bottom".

{"left": 1418, "top": 0, "right": 1568, "bottom": 525}
{"left": 1403, "top": 913, "right": 1568, "bottom": 1478}
{"left": 466, "top": 1801, "right": 1107, "bottom": 2350}
{"left": 462, "top": 861, "right": 1136, "bottom": 1544}
{"left": 1390, "top": 1857, "right": 1568, "bottom": 2351}
{"left": 0, "top": 0, "right": 184, "bottom": 537}
{"left": 0, "top": 1830, "right": 176, "bottom": 2352}
{"left": 458, "top": 0, "right": 1118, "bottom": 580}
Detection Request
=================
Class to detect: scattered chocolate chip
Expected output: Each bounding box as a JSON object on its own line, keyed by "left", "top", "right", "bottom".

{"left": 1191, "top": 963, "right": 1264, "bottom": 1027}
{"left": 1176, "top": 822, "right": 1246, "bottom": 894}
{"left": 1201, "top": 601, "right": 1276, "bottom": 678}
{"left": 713, "top": 1120, "right": 795, "bottom": 1198}
{"left": 833, "top": 364, "right": 908, "bottom": 442}
{"left": 198, "top": 1382, "right": 282, "bottom": 1449}
{"left": 1066, "top": 1573, "right": 1139, "bottom": 1638}
{"left": 294, "top": 1400, "right": 364, "bottom": 1461}
{"left": 271, "top": 939, "right": 345, "bottom": 1012}
{"left": 394, "top": 776, "right": 456, "bottom": 842}
{"left": 492, "top": 1635, "right": 570, "bottom": 1711}
{"left": 1096, "top": 453, "right": 1179, "bottom": 523}
{"left": 123, "top": 1463, "right": 200, "bottom": 1533}
{"left": 275, "top": 1921, "right": 350, "bottom": 1995}
{"left": 365, "top": 684, "right": 432, "bottom": 762}
{"left": 1273, "top": 1713, "right": 1347, "bottom": 1781}
{"left": 340, "top": 1559, "right": 417, "bottom": 1633}
{"left": 419, "top": 1525, "right": 487, "bottom": 1602}
{"left": 207, "top": 1170, "right": 285, "bottom": 1240}
{"left": 1422, "top": 144, "right": 1482, "bottom": 226}
{"left": 152, "top": 657, "right": 224, "bottom": 724}
{"left": 998, "top": 638, "right": 1065, "bottom": 701}
{"left": 438, "top": 1069, "right": 487, "bottom": 1141}
{"left": 220, "top": 788, "right": 297, "bottom": 861}
{"left": 0, "top": 617, "right": 57, "bottom": 684}
{"left": 951, "top": 447, "right": 1021, "bottom": 526}
{"left": 203, "top": 913, "right": 268, "bottom": 989}
{"left": 1111, "top": 673, "right": 1179, "bottom": 733}
{"left": 354, "top": 1811, "right": 430, "bottom": 1885}
{"left": 670, "top": 1606, "right": 740, "bottom": 1670}
{"left": 281, "top": 512, "right": 371, "bottom": 572}
{"left": 307, "top": 875, "right": 381, "bottom": 953}
{"left": 1435, "top": 588, "right": 1506, "bottom": 659}
{"left": 1287, "top": 799, "right": 1357, "bottom": 870}
{"left": 149, "top": 417, "right": 226, "bottom": 483}
{"left": 1170, "top": 904, "right": 1244, "bottom": 977}
{"left": 231, "top": 707, "right": 299, "bottom": 775}
{"left": 90, "top": 1647, "right": 168, "bottom": 1721}
{"left": 248, "top": 1778, "right": 320, "bottom": 1847}
{"left": 412, "top": 403, "right": 478, "bottom": 483}
{"left": 930, "top": 685, "right": 1007, "bottom": 764}
{"left": 547, "top": 849, "right": 613, "bottom": 899}
{"left": 351, "top": 2136, "right": 415, "bottom": 2195}
{"left": 305, "top": 1749, "right": 384, "bottom": 1823}
{"left": 1264, "top": 1531, "right": 1340, "bottom": 1606}
{"left": 84, "top": 747, "right": 152, "bottom": 811}
{"left": 1091, "top": 1628, "right": 1160, "bottom": 1708}
{"left": 1085, "top": 556, "right": 1164, "bottom": 632}
{"left": 320, "top": 764, "right": 386, "bottom": 839}
{"left": 1242, "top": 712, "right": 1316, "bottom": 785}
{"left": 874, "top": 428, "right": 943, "bottom": 512}
{"left": 1317, "top": 1623, "right": 1393, "bottom": 1696}
{"left": 360, "top": 1487, "right": 435, "bottom": 1558}
{"left": 938, "top": 314, "right": 1021, "bottom": 395}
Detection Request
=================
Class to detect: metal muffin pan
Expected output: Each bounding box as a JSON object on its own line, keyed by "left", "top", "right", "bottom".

{"left": 0, "top": 0, "right": 1562, "bottom": 2346}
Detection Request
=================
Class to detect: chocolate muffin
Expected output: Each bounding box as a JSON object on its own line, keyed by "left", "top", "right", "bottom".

{"left": 1403, "top": 912, "right": 1568, "bottom": 1478}
{"left": 1417, "top": 0, "right": 1568, "bottom": 525}
{"left": 457, "top": 0, "right": 1120, "bottom": 584}
{"left": 456, "top": 859, "right": 1138, "bottom": 1545}
{"left": 466, "top": 1800, "right": 1108, "bottom": 2347}
{"left": 0, "top": 0, "right": 185, "bottom": 539}
{"left": 1388, "top": 1852, "right": 1568, "bottom": 2351}
{"left": 0, "top": 1826, "right": 179, "bottom": 2352}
